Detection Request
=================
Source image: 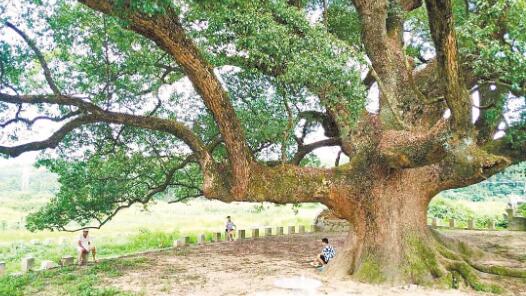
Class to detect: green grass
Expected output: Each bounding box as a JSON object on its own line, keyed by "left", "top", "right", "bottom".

{"left": 0, "top": 258, "right": 148, "bottom": 296}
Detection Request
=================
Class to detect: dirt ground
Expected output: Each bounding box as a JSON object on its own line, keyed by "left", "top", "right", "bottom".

{"left": 104, "top": 231, "right": 526, "bottom": 296}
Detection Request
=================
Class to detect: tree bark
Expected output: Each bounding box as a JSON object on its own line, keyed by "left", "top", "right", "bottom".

{"left": 325, "top": 167, "right": 438, "bottom": 283}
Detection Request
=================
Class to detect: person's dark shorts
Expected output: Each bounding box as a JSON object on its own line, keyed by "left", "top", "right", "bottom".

{"left": 320, "top": 255, "right": 328, "bottom": 264}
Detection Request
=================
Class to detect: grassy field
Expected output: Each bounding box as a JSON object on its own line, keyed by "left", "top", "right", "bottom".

{"left": 0, "top": 195, "right": 325, "bottom": 273}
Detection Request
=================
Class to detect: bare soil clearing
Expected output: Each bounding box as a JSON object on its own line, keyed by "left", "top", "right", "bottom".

{"left": 101, "top": 231, "right": 526, "bottom": 296}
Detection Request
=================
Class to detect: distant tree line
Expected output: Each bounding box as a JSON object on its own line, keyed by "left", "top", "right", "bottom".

{"left": 442, "top": 163, "right": 526, "bottom": 201}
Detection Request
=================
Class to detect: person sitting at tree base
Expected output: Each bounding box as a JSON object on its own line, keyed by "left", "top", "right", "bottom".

{"left": 311, "top": 238, "right": 335, "bottom": 267}
{"left": 77, "top": 229, "right": 97, "bottom": 265}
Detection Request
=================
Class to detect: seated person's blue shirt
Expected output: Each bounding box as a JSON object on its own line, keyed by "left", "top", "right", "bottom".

{"left": 322, "top": 245, "right": 336, "bottom": 261}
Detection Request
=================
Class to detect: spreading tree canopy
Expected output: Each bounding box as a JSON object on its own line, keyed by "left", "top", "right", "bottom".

{"left": 1, "top": 0, "right": 525, "bottom": 288}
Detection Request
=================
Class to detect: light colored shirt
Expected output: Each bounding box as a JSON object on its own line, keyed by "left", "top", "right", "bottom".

{"left": 226, "top": 221, "right": 236, "bottom": 231}
{"left": 78, "top": 233, "right": 93, "bottom": 249}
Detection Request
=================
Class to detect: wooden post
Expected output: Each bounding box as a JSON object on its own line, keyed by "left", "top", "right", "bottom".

{"left": 60, "top": 256, "right": 74, "bottom": 266}
{"left": 214, "top": 232, "right": 222, "bottom": 242}
{"left": 298, "top": 225, "right": 305, "bottom": 234}
{"left": 488, "top": 220, "right": 495, "bottom": 230}
{"left": 288, "top": 226, "right": 295, "bottom": 235}
{"left": 265, "top": 227, "right": 272, "bottom": 236}
{"left": 449, "top": 218, "right": 455, "bottom": 229}
{"left": 0, "top": 262, "right": 5, "bottom": 276}
{"left": 431, "top": 218, "right": 438, "bottom": 228}
{"left": 175, "top": 238, "right": 188, "bottom": 247}
{"left": 21, "top": 257, "right": 35, "bottom": 272}
{"left": 40, "top": 260, "right": 57, "bottom": 270}
{"left": 198, "top": 234, "right": 206, "bottom": 244}
{"left": 310, "top": 224, "right": 317, "bottom": 232}
{"left": 505, "top": 208, "right": 514, "bottom": 220}
{"left": 276, "top": 226, "right": 284, "bottom": 235}
{"left": 238, "top": 229, "right": 246, "bottom": 239}
{"left": 467, "top": 219, "right": 474, "bottom": 230}
{"left": 251, "top": 228, "right": 259, "bottom": 239}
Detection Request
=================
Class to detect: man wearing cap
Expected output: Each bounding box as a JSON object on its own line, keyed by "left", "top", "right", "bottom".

{"left": 77, "top": 229, "right": 97, "bottom": 265}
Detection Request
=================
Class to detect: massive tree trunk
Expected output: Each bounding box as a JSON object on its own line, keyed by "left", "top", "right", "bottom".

{"left": 326, "top": 168, "right": 435, "bottom": 283}
{"left": 322, "top": 164, "right": 524, "bottom": 291}
{"left": 335, "top": 190, "right": 428, "bottom": 281}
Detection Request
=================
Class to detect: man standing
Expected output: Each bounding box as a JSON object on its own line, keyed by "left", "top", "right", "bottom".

{"left": 225, "top": 216, "right": 237, "bottom": 241}
{"left": 77, "top": 229, "right": 97, "bottom": 265}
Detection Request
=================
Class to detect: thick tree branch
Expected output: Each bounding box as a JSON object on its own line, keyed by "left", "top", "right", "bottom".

{"left": 298, "top": 110, "right": 339, "bottom": 138}
{"left": 425, "top": 0, "right": 471, "bottom": 133}
{"left": 351, "top": 0, "right": 419, "bottom": 129}
{"left": 0, "top": 115, "right": 97, "bottom": 157}
{"left": 436, "top": 144, "right": 511, "bottom": 192}
{"left": 0, "top": 93, "right": 103, "bottom": 112}
{"left": 93, "top": 110, "right": 211, "bottom": 164}
{"left": 379, "top": 119, "right": 449, "bottom": 169}
{"left": 0, "top": 92, "right": 213, "bottom": 169}
{"left": 290, "top": 138, "right": 342, "bottom": 165}
{"left": 79, "top": 0, "right": 253, "bottom": 198}
{"left": 205, "top": 162, "right": 357, "bottom": 220}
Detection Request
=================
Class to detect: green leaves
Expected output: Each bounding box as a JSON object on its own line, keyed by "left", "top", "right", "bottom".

{"left": 47, "top": 2, "right": 182, "bottom": 105}
{"left": 456, "top": 0, "right": 526, "bottom": 88}
{"left": 27, "top": 150, "right": 202, "bottom": 231}
{"left": 326, "top": 0, "right": 361, "bottom": 46}
{"left": 114, "top": 0, "right": 179, "bottom": 17}
{"left": 189, "top": 0, "right": 366, "bottom": 126}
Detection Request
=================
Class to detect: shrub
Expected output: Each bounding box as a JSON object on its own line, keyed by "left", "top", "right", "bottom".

{"left": 519, "top": 203, "right": 526, "bottom": 217}
{"left": 428, "top": 197, "right": 475, "bottom": 223}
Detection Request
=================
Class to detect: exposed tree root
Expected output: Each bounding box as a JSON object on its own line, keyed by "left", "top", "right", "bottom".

{"left": 430, "top": 229, "right": 526, "bottom": 294}
{"left": 328, "top": 229, "right": 525, "bottom": 295}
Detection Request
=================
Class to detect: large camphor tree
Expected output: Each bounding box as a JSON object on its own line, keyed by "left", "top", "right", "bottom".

{"left": 1, "top": 0, "right": 525, "bottom": 290}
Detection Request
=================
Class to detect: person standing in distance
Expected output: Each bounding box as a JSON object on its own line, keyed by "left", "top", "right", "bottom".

{"left": 225, "top": 216, "right": 237, "bottom": 242}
